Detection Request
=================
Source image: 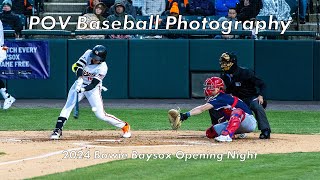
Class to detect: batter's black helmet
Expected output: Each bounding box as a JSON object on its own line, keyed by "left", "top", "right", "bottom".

{"left": 90, "top": 45, "right": 107, "bottom": 62}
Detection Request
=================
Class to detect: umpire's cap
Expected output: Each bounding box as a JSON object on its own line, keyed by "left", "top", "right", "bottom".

{"left": 90, "top": 45, "right": 107, "bottom": 62}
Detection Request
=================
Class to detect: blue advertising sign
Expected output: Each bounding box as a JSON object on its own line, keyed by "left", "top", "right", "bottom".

{"left": 0, "top": 41, "right": 50, "bottom": 79}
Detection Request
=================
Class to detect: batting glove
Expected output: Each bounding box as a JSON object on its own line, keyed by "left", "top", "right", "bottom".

{"left": 75, "top": 78, "right": 83, "bottom": 92}
{"left": 76, "top": 87, "right": 85, "bottom": 93}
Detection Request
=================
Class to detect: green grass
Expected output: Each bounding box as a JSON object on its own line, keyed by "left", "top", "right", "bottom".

{"left": 30, "top": 152, "right": 320, "bottom": 180}
{"left": 0, "top": 152, "right": 5, "bottom": 156}
{"left": 0, "top": 108, "right": 320, "bottom": 134}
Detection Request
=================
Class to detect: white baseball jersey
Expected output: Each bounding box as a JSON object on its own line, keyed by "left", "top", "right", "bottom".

{"left": 76, "top": 49, "right": 108, "bottom": 85}
{"left": 59, "top": 49, "right": 126, "bottom": 129}
{"left": 0, "top": 20, "right": 4, "bottom": 46}
{"left": 0, "top": 20, "right": 7, "bottom": 63}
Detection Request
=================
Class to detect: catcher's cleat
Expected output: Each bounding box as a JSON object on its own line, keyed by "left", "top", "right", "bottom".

{"left": 3, "top": 96, "right": 15, "bottom": 110}
{"left": 215, "top": 135, "right": 232, "bottom": 142}
{"left": 259, "top": 129, "right": 271, "bottom": 139}
{"left": 122, "top": 122, "right": 131, "bottom": 138}
{"left": 50, "top": 129, "right": 62, "bottom": 140}
{"left": 234, "top": 133, "right": 247, "bottom": 139}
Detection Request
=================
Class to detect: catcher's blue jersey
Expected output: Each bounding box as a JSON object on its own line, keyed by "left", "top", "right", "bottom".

{"left": 207, "top": 92, "right": 253, "bottom": 115}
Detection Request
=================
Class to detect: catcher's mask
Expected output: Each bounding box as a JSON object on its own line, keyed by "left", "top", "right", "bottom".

{"left": 219, "top": 52, "right": 237, "bottom": 71}
{"left": 203, "top": 77, "right": 225, "bottom": 97}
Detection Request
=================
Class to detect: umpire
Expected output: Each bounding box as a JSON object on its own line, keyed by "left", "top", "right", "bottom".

{"left": 209, "top": 52, "right": 271, "bottom": 139}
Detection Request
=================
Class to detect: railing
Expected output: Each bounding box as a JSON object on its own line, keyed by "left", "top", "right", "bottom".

{"left": 3, "top": 29, "right": 318, "bottom": 38}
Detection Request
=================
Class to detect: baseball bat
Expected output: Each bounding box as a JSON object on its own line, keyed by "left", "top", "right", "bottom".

{"left": 73, "top": 92, "right": 79, "bottom": 119}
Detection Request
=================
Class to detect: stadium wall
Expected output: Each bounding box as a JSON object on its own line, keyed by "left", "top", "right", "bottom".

{"left": 6, "top": 39, "right": 318, "bottom": 100}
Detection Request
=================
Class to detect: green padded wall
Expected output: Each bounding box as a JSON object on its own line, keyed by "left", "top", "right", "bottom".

{"left": 314, "top": 41, "right": 320, "bottom": 100}
{"left": 129, "top": 39, "right": 189, "bottom": 98}
{"left": 7, "top": 39, "right": 68, "bottom": 98}
{"left": 67, "top": 40, "right": 128, "bottom": 99}
{"left": 189, "top": 40, "right": 255, "bottom": 71}
{"left": 255, "top": 40, "right": 314, "bottom": 100}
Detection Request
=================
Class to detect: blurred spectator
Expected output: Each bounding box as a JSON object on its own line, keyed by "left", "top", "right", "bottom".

{"left": 299, "top": 0, "right": 307, "bottom": 24}
{"left": 11, "top": 0, "right": 33, "bottom": 16}
{"left": 215, "top": 0, "right": 239, "bottom": 17}
{"left": 159, "top": 2, "right": 186, "bottom": 39}
{"left": 215, "top": 8, "right": 242, "bottom": 39}
{"left": 77, "top": 2, "right": 107, "bottom": 39}
{"left": 142, "top": 0, "right": 166, "bottom": 16}
{"left": 83, "top": 0, "right": 109, "bottom": 18}
{"left": 257, "top": 0, "right": 291, "bottom": 21}
{"left": 236, "top": 0, "right": 262, "bottom": 21}
{"left": 186, "top": 0, "right": 215, "bottom": 16}
{"left": 109, "top": 0, "right": 137, "bottom": 18}
{"left": 0, "top": 0, "right": 23, "bottom": 38}
{"left": 93, "top": 2, "right": 108, "bottom": 22}
{"left": 243, "top": 18, "right": 265, "bottom": 39}
{"left": 132, "top": 0, "right": 143, "bottom": 15}
{"left": 165, "top": 0, "right": 188, "bottom": 15}
{"left": 106, "top": 1, "right": 135, "bottom": 39}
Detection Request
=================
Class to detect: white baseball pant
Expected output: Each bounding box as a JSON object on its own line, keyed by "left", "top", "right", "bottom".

{"left": 59, "top": 82, "right": 126, "bottom": 128}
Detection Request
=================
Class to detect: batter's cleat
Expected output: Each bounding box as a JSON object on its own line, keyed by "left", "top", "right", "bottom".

{"left": 50, "top": 129, "right": 62, "bottom": 140}
{"left": 259, "top": 129, "right": 271, "bottom": 139}
{"left": 215, "top": 135, "right": 232, "bottom": 142}
{"left": 3, "top": 96, "right": 15, "bottom": 110}
{"left": 121, "top": 122, "right": 131, "bottom": 138}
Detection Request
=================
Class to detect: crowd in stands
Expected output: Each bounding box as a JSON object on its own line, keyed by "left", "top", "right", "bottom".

{"left": 0, "top": 0, "right": 44, "bottom": 38}
{"left": 0, "top": 0, "right": 310, "bottom": 39}
{"left": 0, "top": 0, "right": 24, "bottom": 38}
{"left": 83, "top": 0, "right": 299, "bottom": 21}
{"left": 78, "top": 0, "right": 303, "bottom": 39}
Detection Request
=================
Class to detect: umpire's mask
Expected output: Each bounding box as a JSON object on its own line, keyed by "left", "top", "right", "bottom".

{"left": 219, "top": 52, "right": 237, "bottom": 72}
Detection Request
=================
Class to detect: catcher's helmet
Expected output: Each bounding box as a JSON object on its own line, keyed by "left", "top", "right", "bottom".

{"left": 219, "top": 52, "right": 237, "bottom": 71}
{"left": 203, "top": 77, "right": 225, "bottom": 97}
{"left": 90, "top": 45, "right": 107, "bottom": 62}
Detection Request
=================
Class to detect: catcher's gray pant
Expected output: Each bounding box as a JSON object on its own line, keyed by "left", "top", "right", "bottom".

{"left": 59, "top": 82, "right": 126, "bottom": 128}
{"left": 213, "top": 114, "right": 257, "bottom": 135}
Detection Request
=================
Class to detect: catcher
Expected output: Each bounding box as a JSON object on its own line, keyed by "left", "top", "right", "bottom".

{"left": 168, "top": 77, "right": 257, "bottom": 142}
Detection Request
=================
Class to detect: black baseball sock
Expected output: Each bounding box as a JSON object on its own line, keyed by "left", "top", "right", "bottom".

{"left": 55, "top": 116, "right": 67, "bottom": 130}
{"left": 0, "top": 79, "right": 5, "bottom": 89}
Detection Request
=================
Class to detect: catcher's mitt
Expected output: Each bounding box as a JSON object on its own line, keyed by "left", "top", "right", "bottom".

{"left": 168, "top": 108, "right": 182, "bottom": 130}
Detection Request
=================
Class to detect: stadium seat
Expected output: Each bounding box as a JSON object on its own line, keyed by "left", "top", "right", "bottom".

{"left": 256, "top": 15, "right": 277, "bottom": 29}
{"left": 183, "top": 16, "right": 204, "bottom": 22}
{"left": 206, "top": 16, "right": 217, "bottom": 21}
{"left": 102, "top": 0, "right": 115, "bottom": 8}
{"left": 135, "top": 15, "right": 150, "bottom": 22}
{"left": 17, "top": 14, "right": 26, "bottom": 29}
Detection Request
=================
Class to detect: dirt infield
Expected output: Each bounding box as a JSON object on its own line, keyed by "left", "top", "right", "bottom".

{"left": 0, "top": 131, "right": 320, "bottom": 179}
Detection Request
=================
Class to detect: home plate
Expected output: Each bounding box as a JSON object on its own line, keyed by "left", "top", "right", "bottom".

{"left": 95, "top": 139, "right": 122, "bottom": 142}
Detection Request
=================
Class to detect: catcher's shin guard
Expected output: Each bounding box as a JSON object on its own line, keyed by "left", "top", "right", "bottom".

{"left": 224, "top": 108, "right": 245, "bottom": 137}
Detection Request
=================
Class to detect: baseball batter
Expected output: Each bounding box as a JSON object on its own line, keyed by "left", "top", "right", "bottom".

{"left": 50, "top": 45, "right": 131, "bottom": 140}
{"left": 0, "top": 19, "right": 16, "bottom": 110}
{"left": 179, "top": 77, "right": 257, "bottom": 142}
